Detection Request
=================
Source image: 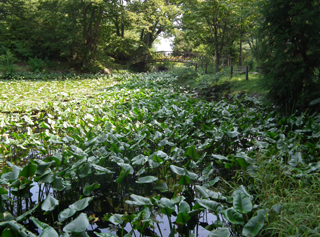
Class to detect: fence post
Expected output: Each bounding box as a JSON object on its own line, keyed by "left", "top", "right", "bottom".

{"left": 231, "top": 65, "right": 233, "bottom": 78}
{"left": 246, "top": 66, "right": 249, "bottom": 80}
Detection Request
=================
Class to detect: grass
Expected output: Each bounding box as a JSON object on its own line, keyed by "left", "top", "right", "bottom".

{"left": 228, "top": 73, "right": 268, "bottom": 95}
{"left": 234, "top": 156, "right": 320, "bottom": 236}
{"left": 169, "top": 65, "right": 268, "bottom": 99}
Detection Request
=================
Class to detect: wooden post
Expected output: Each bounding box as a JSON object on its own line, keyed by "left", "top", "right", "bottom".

{"left": 231, "top": 65, "right": 233, "bottom": 78}
{"left": 246, "top": 66, "right": 249, "bottom": 80}
{"left": 195, "top": 63, "right": 198, "bottom": 72}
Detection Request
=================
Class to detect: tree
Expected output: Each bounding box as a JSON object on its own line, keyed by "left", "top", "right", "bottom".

{"left": 256, "top": 0, "right": 320, "bottom": 111}
{"left": 181, "top": 0, "right": 242, "bottom": 72}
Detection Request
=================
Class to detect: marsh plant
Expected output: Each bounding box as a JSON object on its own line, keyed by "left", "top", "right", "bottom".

{"left": 0, "top": 71, "right": 319, "bottom": 236}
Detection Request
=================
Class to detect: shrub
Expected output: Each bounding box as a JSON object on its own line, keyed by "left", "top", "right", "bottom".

{"left": 28, "top": 57, "right": 47, "bottom": 72}
{"left": 256, "top": 0, "right": 320, "bottom": 112}
{"left": 0, "top": 47, "right": 18, "bottom": 78}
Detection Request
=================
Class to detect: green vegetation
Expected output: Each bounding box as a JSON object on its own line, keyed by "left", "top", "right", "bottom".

{"left": 1, "top": 0, "right": 320, "bottom": 236}
{"left": 0, "top": 72, "right": 319, "bottom": 236}
{"left": 256, "top": 0, "right": 320, "bottom": 111}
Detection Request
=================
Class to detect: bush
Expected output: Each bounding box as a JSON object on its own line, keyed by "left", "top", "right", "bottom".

{"left": 256, "top": 0, "right": 320, "bottom": 112}
{"left": 0, "top": 48, "right": 19, "bottom": 78}
{"left": 28, "top": 57, "right": 47, "bottom": 72}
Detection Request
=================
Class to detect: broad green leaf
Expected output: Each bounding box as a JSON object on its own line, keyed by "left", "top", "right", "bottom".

{"left": 159, "top": 198, "right": 175, "bottom": 210}
{"left": 203, "top": 177, "right": 220, "bottom": 187}
{"left": 79, "top": 163, "right": 92, "bottom": 178}
{"left": 195, "top": 185, "right": 209, "bottom": 198}
{"left": 136, "top": 176, "right": 158, "bottom": 184}
{"left": 233, "top": 185, "right": 252, "bottom": 199}
{"left": 233, "top": 192, "right": 252, "bottom": 214}
{"left": 153, "top": 131, "right": 163, "bottom": 140}
{"left": 176, "top": 213, "right": 191, "bottom": 225}
{"left": 117, "top": 163, "right": 134, "bottom": 175}
{"left": 115, "top": 168, "right": 129, "bottom": 183}
{"left": 170, "top": 165, "right": 185, "bottom": 176}
{"left": 40, "top": 226, "right": 59, "bottom": 237}
{"left": 35, "top": 161, "right": 54, "bottom": 176}
{"left": 0, "top": 220, "right": 37, "bottom": 237}
{"left": 83, "top": 183, "right": 100, "bottom": 196}
{"left": 41, "top": 195, "right": 59, "bottom": 212}
{"left": 178, "top": 175, "right": 190, "bottom": 185}
{"left": 242, "top": 214, "right": 265, "bottom": 237}
{"left": 69, "top": 197, "right": 93, "bottom": 211}
{"left": 0, "top": 187, "right": 8, "bottom": 195}
{"left": 63, "top": 213, "right": 89, "bottom": 233}
{"left": 30, "top": 216, "right": 49, "bottom": 229}
{"left": 2, "top": 229, "right": 15, "bottom": 237}
{"left": 185, "top": 170, "right": 198, "bottom": 180}
{"left": 271, "top": 203, "right": 282, "bottom": 214}
{"left": 58, "top": 208, "right": 77, "bottom": 222}
{"left": 222, "top": 208, "right": 244, "bottom": 225}
{"left": 108, "top": 214, "right": 123, "bottom": 225}
{"left": 288, "top": 152, "right": 302, "bottom": 167}
{"left": 17, "top": 204, "right": 39, "bottom": 222}
{"left": 179, "top": 201, "right": 190, "bottom": 214}
{"left": 154, "top": 180, "right": 168, "bottom": 192}
{"left": 209, "top": 228, "right": 230, "bottom": 237}
{"left": 126, "top": 194, "right": 152, "bottom": 206}
{"left": 196, "top": 199, "right": 222, "bottom": 213}
{"left": 92, "top": 165, "right": 114, "bottom": 174}
{"left": 212, "top": 154, "right": 228, "bottom": 161}
{"left": 19, "top": 164, "right": 36, "bottom": 178}
{"left": 185, "top": 145, "right": 199, "bottom": 160}
{"left": 1, "top": 164, "right": 21, "bottom": 181}
{"left": 94, "top": 232, "right": 118, "bottom": 237}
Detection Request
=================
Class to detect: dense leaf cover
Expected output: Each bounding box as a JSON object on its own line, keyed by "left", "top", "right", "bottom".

{"left": 0, "top": 72, "right": 319, "bottom": 236}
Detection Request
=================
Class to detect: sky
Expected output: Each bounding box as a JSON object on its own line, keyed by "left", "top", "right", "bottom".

{"left": 154, "top": 36, "right": 174, "bottom": 51}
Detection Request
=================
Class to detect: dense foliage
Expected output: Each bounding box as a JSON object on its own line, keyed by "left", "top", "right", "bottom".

{"left": 0, "top": 72, "right": 319, "bottom": 236}
{"left": 256, "top": 0, "right": 320, "bottom": 112}
{"left": 0, "top": 0, "right": 180, "bottom": 70}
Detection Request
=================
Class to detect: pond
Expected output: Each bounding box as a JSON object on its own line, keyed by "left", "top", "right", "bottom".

{"left": 0, "top": 72, "right": 272, "bottom": 237}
